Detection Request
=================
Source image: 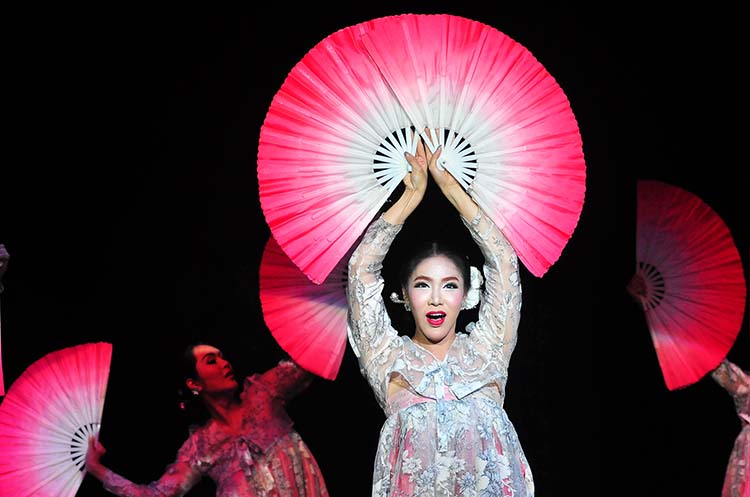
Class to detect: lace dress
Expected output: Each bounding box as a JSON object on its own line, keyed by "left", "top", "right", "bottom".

{"left": 347, "top": 209, "right": 534, "bottom": 497}
{"left": 99, "top": 360, "right": 329, "bottom": 497}
{"left": 711, "top": 359, "right": 750, "bottom": 497}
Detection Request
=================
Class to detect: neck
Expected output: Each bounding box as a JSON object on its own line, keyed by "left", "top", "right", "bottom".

{"left": 202, "top": 391, "right": 239, "bottom": 426}
{"left": 412, "top": 330, "right": 456, "bottom": 361}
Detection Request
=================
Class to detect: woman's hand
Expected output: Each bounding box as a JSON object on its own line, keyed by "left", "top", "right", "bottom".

{"left": 626, "top": 273, "right": 648, "bottom": 300}
{"left": 403, "top": 134, "right": 429, "bottom": 197}
{"left": 0, "top": 244, "right": 9, "bottom": 282}
{"left": 419, "top": 129, "right": 454, "bottom": 191}
{"left": 382, "top": 130, "right": 430, "bottom": 225}
{"left": 423, "top": 128, "right": 478, "bottom": 220}
{"left": 85, "top": 436, "right": 107, "bottom": 480}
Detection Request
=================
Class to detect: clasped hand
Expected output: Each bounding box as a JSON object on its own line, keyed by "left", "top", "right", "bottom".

{"left": 403, "top": 128, "right": 462, "bottom": 197}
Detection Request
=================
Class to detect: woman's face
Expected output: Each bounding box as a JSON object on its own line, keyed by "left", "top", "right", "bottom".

{"left": 406, "top": 254, "right": 465, "bottom": 346}
{"left": 191, "top": 345, "right": 237, "bottom": 395}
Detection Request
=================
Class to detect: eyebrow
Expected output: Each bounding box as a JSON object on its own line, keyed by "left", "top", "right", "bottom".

{"left": 412, "top": 275, "right": 461, "bottom": 282}
{"left": 199, "top": 351, "right": 221, "bottom": 362}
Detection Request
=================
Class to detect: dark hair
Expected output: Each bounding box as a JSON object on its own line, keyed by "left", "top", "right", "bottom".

{"left": 398, "top": 240, "right": 470, "bottom": 293}
{"left": 175, "top": 342, "right": 205, "bottom": 424}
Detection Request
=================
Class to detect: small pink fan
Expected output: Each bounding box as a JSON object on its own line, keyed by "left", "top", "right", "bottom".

{"left": 628, "top": 180, "right": 746, "bottom": 390}
{"left": 0, "top": 342, "right": 113, "bottom": 497}
{"left": 259, "top": 236, "right": 350, "bottom": 380}
{"left": 258, "top": 13, "right": 585, "bottom": 284}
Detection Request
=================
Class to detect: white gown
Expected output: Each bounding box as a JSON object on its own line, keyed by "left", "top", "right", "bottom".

{"left": 347, "top": 208, "right": 534, "bottom": 497}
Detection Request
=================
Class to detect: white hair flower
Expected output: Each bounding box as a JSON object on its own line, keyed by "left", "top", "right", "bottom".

{"left": 462, "top": 265, "right": 484, "bottom": 310}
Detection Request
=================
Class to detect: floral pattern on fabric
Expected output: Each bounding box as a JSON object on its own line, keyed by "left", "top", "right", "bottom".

{"left": 711, "top": 359, "right": 750, "bottom": 497}
{"left": 347, "top": 209, "right": 534, "bottom": 497}
{"left": 100, "top": 360, "right": 329, "bottom": 497}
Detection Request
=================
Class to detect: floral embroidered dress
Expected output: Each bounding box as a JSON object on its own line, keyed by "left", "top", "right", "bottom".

{"left": 99, "top": 360, "right": 329, "bottom": 497}
{"left": 346, "top": 209, "right": 534, "bottom": 497}
{"left": 711, "top": 359, "right": 750, "bottom": 497}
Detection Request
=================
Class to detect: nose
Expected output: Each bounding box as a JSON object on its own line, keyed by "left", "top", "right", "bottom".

{"left": 429, "top": 289, "right": 441, "bottom": 305}
{"left": 221, "top": 361, "right": 234, "bottom": 377}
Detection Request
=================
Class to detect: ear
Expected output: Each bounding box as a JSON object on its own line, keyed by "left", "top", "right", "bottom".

{"left": 185, "top": 378, "right": 201, "bottom": 393}
{"left": 402, "top": 288, "right": 412, "bottom": 312}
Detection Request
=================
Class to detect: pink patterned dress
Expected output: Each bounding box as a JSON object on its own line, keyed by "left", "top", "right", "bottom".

{"left": 711, "top": 359, "right": 750, "bottom": 497}
{"left": 99, "top": 360, "right": 329, "bottom": 497}
{"left": 347, "top": 209, "right": 534, "bottom": 497}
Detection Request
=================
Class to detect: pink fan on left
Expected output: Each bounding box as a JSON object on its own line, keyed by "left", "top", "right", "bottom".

{"left": 0, "top": 341, "right": 112, "bottom": 497}
{"left": 259, "top": 236, "right": 350, "bottom": 380}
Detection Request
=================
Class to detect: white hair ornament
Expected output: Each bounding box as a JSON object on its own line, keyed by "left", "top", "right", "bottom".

{"left": 389, "top": 292, "right": 411, "bottom": 311}
{"left": 461, "top": 265, "right": 484, "bottom": 310}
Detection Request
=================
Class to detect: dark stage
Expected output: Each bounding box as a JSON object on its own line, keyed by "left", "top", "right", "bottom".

{"left": 2, "top": 6, "right": 747, "bottom": 497}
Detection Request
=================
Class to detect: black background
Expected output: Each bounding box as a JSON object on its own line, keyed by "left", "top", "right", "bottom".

{"left": 2, "top": 5, "right": 747, "bottom": 497}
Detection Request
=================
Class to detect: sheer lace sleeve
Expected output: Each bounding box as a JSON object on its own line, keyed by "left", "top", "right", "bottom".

{"left": 257, "top": 359, "right": 313, "bottom": 401}
{"left": 712, "top": 359, "right": 750, "bottom": 397}
{"left": 461, "top": 208, "right": 522, "bottom": 370}
{"left": 99, "top": 436, "right": 201, "bottom": 497}
{"left": 346, "top": 215, "right": 405, "bottom": 406}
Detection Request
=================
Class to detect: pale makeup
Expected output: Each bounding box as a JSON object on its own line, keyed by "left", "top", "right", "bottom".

{"left": 406, "top": 255, "right": 466, "bottom": 352}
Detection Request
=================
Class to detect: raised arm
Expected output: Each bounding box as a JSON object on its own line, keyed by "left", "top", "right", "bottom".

{"left": 348, "top": 134, "right": 429, "bottom": 322}
{"left": 345, "top": 136, "right": 429, "bottom": 405}
{"left": 382, "top": 133, "right": 430, "bottom": 225}
{"left": 428, "top": 133, "right": 521, "bottom": 366}
{"left": 86, "top": 436, "right": 201, "bottom": 497}
{"left": 424, "top": 137, "right": 478, "bottom": 222}
{"left": 258, "top": 358, "right": 314, "bottom": 401}
{"left": 711, "top": 359, "right": 750, "bottom": 397}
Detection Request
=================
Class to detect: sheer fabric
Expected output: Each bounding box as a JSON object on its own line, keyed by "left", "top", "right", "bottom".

{"left": 100, "top": 360, "right": 329, "bottom": 497}
{"left": 347, "top": 209, "right": 534, "bottom": 496}
{"left": 711, "top": 359, "right": 750, "bottom": 497}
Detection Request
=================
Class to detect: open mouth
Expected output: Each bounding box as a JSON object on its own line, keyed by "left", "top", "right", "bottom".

{"left": 425, "top": 312, "right": 446, "bottom": 326}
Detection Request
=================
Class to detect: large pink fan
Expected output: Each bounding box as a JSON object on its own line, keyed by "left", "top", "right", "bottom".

{"left": 258, "top": 13, "right": 585, "bottom": 284}
{"left": 628, "top": 180, "right": 746, "bottom": 390}
{"left": 259, "top": 236, "right": 350, "bottom": 380}
{"left": 0, "top": 342, "right": 112, "bottom": 497}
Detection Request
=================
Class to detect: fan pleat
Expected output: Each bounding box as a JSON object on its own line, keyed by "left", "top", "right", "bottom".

{"left": 634, "top": 181, "right": 745, "bottom": 390}
{"left": 357, "top": 15, "right": 584, "bottom": 277}
{"left": 258, "top": 13, "right": 585, "bottom": 284}
{"left": 259, "top": 237, "right": 349, "bottom": 379}
{"left": 0, "top": 342, "right": 112, "bottom": 496}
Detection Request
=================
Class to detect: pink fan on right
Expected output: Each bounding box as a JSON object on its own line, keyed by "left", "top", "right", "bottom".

{"left": 628, "top": 180, "right": 746, "bottom": 390}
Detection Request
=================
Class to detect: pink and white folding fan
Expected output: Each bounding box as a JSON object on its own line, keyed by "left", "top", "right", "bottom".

{"left": 258, "top": 13, "right": 586, "bottom": 284}
{"left": 628, "top": 180, "right": 746, "bottom": 390}
{"left": 0, "top": 341, "right": 112, "bottom": 497}
{"left": 259, "top": 236, "right": 350, "bottom": 380}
